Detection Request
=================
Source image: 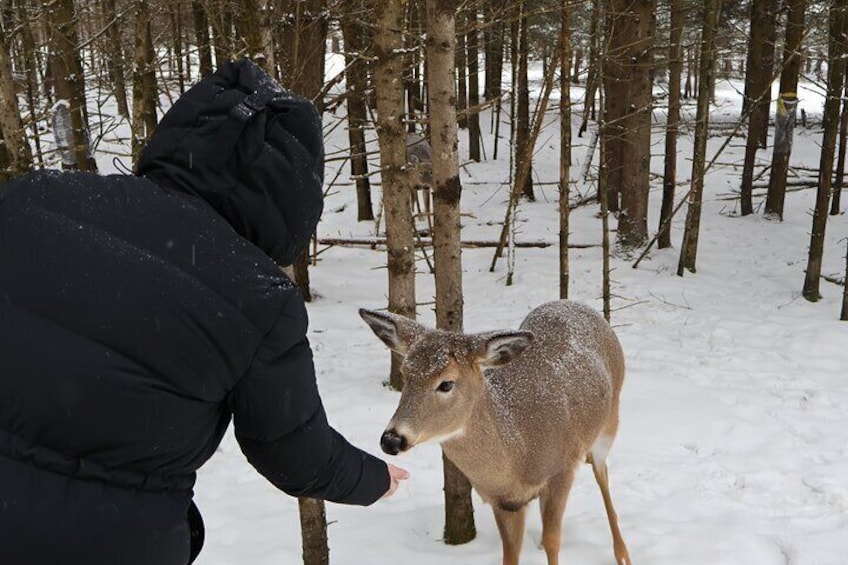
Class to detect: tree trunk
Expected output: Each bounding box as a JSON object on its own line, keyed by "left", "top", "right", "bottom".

{"left": 170, "top": 2, "right": 186, "bottom": 95}
{"left": 274, "top": 2, "right": 329, "bottom": 557}
{"left": 559, "top": 0, "right": 571, "bottom": 299}
{"left": 607, "top": 0, "right": 655, "bottom": 248}
{"left": 601, "top": 0, "right": 623, "bottom": 213}
{"left": 678, "top": 0, "right": 721, "bottom": 275}
{"left": 0, "top": 20, "right": 33, "bottom": 178}
{"left": 765, "top": 0, "right": 806, "bottom": 220}
{"left": 572, "top": 47, "right": 583, "bottom": 83}
{"left": 829, "top": 76, "right": 848, "bottom": 215}
{"left": 103, "top": 0, "right": 130, "bottom": 117}
{"left": 131, "top": 0, "right": 158, "bottom": 168}
{"left": 47, "top": 0, "right": 97, "bottom": 172}
{"left": 579, "top": 0, "right": 600, "bottom": 136}
{"left": 740, "top": 0, "right": 778, "bottom": 216}
{"left": 404, "top": 0, "right": 423, "bottom": 132}
{"left": 659, "top": 0, "right": 684, "bottom": 249}
{"left": 191, "top": 1, "right": 214, "bottom": 78}
{"left": 516, "top": 2, "right": 533, "bottom": 201}
{"left": 467, "top": 9, "right": 481, "bottom": 161}
{"left": 14, "top": 0, "right": 44, "bottom": 167}
{"left": 426, "top": 0, "right": 476, "bottom": 545}
{"left": 234, "top": 0, "right": 264, "bottom": 62}
{"left": 298, "top": 498, "right": 329, "bottom": 565}
{"left": 340, "top": 0, "right": 374, "bottom": 221}
{"left": 841, "top": 241, "right": 848, "bottom": 321}
{"left": 802, "top": 3, "right": 847, "bottom": 302}
{"left": 456, "top": 10, "right": 468, "bottom": 129}
{"left": 374, "top": 0, "right": 416, "bottom": 391}
{"left": 278, "top": 0, "right": 328, "bottom": 300}
{"left": 483, "top": 0, "right": 505, "bottom": 102}
{"left": 684, "top": 45, "right": 693, "bottom": 99}
{"left": 207, "top": 1, "right": 234, "bottom": 64}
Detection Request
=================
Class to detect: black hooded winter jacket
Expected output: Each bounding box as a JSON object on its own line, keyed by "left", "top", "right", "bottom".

{"left": 0, "top": 60, "right": 389, "bottom": 565}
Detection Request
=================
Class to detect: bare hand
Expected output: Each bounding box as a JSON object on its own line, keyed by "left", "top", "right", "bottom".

{"left": 382, "top": 464, "right": 410, "bottom": 498}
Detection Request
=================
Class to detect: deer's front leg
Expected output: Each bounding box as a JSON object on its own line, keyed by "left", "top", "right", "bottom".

{"left": 493, "top": 504, "right": 527, "bottom": 565}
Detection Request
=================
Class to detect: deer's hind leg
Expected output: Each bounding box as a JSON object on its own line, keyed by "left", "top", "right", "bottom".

{"left": 538, "top": 465, "right": 577, "bottom": 565}
{"left": 588, "top": 406, "right": 632, "bottom": 565}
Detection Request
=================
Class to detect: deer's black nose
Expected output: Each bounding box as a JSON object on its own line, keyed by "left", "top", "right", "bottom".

{"left": 381, "top": 430, "right": 406, "bottom": 455}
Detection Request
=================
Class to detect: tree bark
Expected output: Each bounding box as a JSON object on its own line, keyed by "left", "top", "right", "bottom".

{"left": 456, "top": 10, "right": 468, "bottom": 129}
{"left": 298, "top": 498, "right": 329, "bottom": 565}
{"left": 103, "top": 0, "right": 129, "bottom": 117}
{"left": 374, "top": 0, "right": 416, "bottom": 391}
{"left": 678, "top": 0, "right": 722, "bottom": 275}
{"left": 842, "top": 240, "right": 848, "bottom": 321}
{"left": 467, "top": 8, "right": 481, "bottom": 161}
{"left": 606, "top": 0, "right": 655, "bottom": 248}
{"left": 483, "top": 0, "right": 505, "bottom": 102}
{"left": 829, "top": 76, "right": 848, "bottom": 215}
{"left": 131, "top": 0, "right": 158, "bottom": 168}
{"left": 426, "top": 0, "right": 476, "bottom": 545}
{"left": 404, "top": 0, "right": 424, "bottom": 132}
{"left": 340, "top": 0, "right": 374, "bottom": 221}
{"left": 765, "top": 0, "right": 806, "bottom": 220}
{"left": 0, "top": 18, "right": 33, "bottom": 178}
{"left": 579, "top": 0, "right": 600, "bottom": 136}
{"left": 659, "top": 0, "right": 684, "bottom": 249}
{"left": 803, "top": 2, "right": 847, "bottom": 302}
{"left": 559, "top": 0, "right": 571, "bottom": 299}
{"left": 740, "top": 0, "right": 778, "bottom": 216}
{"left": 278, "top": 0, "right": 328, "bottom": 300}
{"left": 234, "top": 0, "right": 265, "bottom": 62}
{"left": 601, "top": 0, "right": 623, "bottom": 213}
{"left": 515, "top": 2, "right": 533, "bottom": 201}
{"left": 47, "top": 0, "right": 97, "bottom": 172}
{"left": 14, "top": 0, "right": 44, "bottom": 167}
{"left": 191, "top": 1, "right": 214, "bottom": 78}
{"left": 170, "top": 2, "right": 186, "bottom": 95}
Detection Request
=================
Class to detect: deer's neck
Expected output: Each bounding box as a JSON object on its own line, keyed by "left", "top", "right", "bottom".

{"left": 440, "top": 383, "right": 522, "bottom": 496}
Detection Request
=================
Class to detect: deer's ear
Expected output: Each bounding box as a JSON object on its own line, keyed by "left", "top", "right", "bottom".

{"left": 475, "top": 331, "right": 535, "bottom": 368}
{"left": 359, "top": 309, "right": 427, "bottom": 355}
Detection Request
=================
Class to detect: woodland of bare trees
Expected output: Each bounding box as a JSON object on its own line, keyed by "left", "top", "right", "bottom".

{"left": 1, "top": 0, "right": 848, "bottom": 560}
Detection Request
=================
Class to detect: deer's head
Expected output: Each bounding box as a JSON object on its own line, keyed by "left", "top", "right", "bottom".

{"left": 359, "top": 309, "right": 534, "bottom": 455}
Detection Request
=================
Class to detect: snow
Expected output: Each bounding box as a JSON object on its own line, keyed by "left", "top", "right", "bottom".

{"left": 80, "top": 57, "right": 848, "bottom": 564}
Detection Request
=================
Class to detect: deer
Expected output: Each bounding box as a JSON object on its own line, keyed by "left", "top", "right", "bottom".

{"left": 359, "top": 300, "right": 632, "bottom": 565}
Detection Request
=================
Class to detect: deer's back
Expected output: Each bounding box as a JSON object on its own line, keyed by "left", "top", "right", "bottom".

{"left": 483, "top": 301, "right": 624, "bottom": 480}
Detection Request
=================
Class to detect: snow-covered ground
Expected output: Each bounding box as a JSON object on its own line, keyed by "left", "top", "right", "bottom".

{"left": 80, "top": 58, "right": 848, "bottom": 564}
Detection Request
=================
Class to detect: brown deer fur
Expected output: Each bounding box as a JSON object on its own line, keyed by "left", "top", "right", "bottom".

{"left": 360, "top": 300, "right": 632, "bottom": 565}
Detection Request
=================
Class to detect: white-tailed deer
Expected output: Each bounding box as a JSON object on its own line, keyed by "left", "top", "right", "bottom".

{"left": 360, "top": 300, "right": 631, "bottom": 565}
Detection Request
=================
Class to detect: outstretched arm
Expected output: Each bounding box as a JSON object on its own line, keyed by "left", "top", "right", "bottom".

{"left": 230, "top": 293, "right": 390, "bottom": 505}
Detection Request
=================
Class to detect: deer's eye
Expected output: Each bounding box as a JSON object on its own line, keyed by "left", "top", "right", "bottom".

{"left": 436, "top": 381, "right": 455, "bottom": 393}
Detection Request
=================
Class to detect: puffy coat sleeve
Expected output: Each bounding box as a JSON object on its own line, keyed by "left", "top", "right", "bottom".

{"left": 230, "top": 291, "right": 389, "bottom": 506}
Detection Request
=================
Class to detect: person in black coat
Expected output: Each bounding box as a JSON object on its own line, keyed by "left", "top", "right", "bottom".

{"left": 0, "top": 60, "right": 407, "bottom": 565}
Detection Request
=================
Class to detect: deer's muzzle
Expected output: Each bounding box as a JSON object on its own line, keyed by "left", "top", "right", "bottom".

{"left": 380, "top": 429, "right": 408, "bottom": 455}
